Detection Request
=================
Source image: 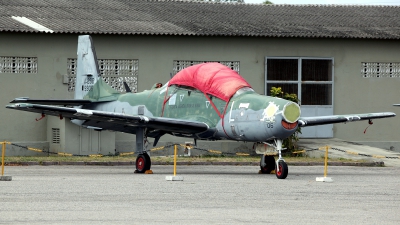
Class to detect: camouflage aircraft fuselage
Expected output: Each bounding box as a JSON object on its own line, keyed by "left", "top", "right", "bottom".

{"left": 79, "top": 81, "right": 300, "bottom": 143}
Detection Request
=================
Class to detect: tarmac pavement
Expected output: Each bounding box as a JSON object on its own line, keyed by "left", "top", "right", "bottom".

{"left": 298, "top": 138, "right": 400, "bottom": 167}
{"left": 1, "top": 165, "right": 399, "bottom": 224}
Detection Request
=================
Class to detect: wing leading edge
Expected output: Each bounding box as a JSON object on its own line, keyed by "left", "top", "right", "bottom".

{"left": 298, "top": 112, "right": 396, "bottom": 127}
{"left": 10, "top": 97, "right": 93, "bottom": 106}
{"left": 6, "top": 103, "right": 209, "bottom": 134}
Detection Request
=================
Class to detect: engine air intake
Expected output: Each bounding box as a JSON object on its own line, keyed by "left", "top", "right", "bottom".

{"left": 282, "top": 102, "right": 301, "bottom": 123}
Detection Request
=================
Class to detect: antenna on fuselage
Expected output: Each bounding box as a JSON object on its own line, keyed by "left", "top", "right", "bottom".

{"left": 123, "top": 81, "right": 132, "bottom": 93}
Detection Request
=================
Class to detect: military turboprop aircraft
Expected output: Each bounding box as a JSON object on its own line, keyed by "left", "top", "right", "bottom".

{"left": 6, "top": 35, "right": 396, "bottom": 179}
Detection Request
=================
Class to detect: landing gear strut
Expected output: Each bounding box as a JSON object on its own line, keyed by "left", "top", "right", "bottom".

{"left": 275, "top": 139, "right": 288, "bottom": 179}
{"left": 259, "top": 139, "right": 288, "bottom": 179}
{"left": 134, "top": 128, "right": 152, "bottom": 173}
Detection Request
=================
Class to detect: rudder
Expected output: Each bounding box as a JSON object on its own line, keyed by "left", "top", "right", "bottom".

{"left": 74, "top": 35, "right": 119, "bottom": 101}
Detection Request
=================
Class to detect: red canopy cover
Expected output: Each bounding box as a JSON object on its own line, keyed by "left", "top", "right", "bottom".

{"left": 168, "top": 63, "right": 251, "bottom": 102}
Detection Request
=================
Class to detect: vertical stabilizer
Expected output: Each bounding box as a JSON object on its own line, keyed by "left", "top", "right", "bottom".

{"left": 75, "top": 35, "right": 100, "bottom": 99}
{"left": 75, "top": 35, "right": 120, "bottom": 101}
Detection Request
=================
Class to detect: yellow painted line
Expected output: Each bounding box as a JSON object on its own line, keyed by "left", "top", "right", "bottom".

{"left": 89, "top": 154, "right": 103, "bottom": 157}
{"left": 27, "top": 147, "right": 43, "bottom": 152}
{"left": 120, "top": 152, "right": 135, "bottom": 156}
{"left": 292, "top": 150, "right": 306, "bottom": 154}
{"left": 150, "top": 146, "right": 165, "bottom": 151}
{"left": 236, "top": 153, "right": 250, "bottom": 156}
{"left": 346, "top": 151, "right": 359, "bottom": 155}
{"left": 372, "top": 155, "right": 385, "bottom": 159}
{"left": 58, "top": 152, "right": 73, "bottom": 156}
{"left": 208, "top": 150, "right": 222, "bottom": 154}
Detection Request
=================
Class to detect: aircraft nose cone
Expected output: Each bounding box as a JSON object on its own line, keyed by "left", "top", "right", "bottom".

{"left": 282, "top": 102, "right": 301, "bottom": 123}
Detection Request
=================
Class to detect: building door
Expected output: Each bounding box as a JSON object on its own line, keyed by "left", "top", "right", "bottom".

{"left": 265, "top": 57, "right": 334, "bottom": 138}
{"left": 79, "top": 127, "right": 101, "bottom": 154}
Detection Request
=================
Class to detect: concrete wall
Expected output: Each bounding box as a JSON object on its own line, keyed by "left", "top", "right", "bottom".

{"left": 1, "top": 32, "right": 399, "bottom": 155}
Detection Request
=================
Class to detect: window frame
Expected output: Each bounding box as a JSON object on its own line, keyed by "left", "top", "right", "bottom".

{"left": 265, "top": 56, "right": 334, "bottom": 106}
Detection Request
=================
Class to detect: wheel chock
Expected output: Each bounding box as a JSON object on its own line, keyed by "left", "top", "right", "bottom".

{"left": 258, "top": 170, "right": 276, "bottom": 174}
{"left": 134, "top": 170, "right": 153, "bottom": 174}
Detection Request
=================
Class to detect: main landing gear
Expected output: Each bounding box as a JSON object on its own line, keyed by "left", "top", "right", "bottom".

{"left": 136, "top": 152, "right": 151, "bottom": 173}
{"left": 134, "top": 128, "right": 152, "bottom": 173}
{"left": 259, "top": 139, "right": 288, "bottom": 179}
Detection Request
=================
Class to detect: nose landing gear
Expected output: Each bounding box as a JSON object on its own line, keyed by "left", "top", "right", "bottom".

{"left": 275, "top": 139, "right": 288, "bottom": 179}
{"left": 258, "top": 139, "right": 289, "bottom": 179}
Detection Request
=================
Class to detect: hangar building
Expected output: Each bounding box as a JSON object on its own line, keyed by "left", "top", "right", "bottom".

{"left": 1, "top": 0, "right": 400, "bottom": 156}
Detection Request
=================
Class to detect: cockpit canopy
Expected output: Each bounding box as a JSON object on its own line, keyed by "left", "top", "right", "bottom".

{"left": 169, "top": 63, "right": 251, "bottom": 102}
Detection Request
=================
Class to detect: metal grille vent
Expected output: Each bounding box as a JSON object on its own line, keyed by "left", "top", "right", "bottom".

{"left": 0, "top": 56, "right": 38, "bottom": 73}
{"left": 67, "top": 58, "right": 138, "bottom": 92}
{"left": 172, "top": 60, "right": 240, "bottom": 75}
{"left": 362, "top": 62, "right": 400, "bottom": 78}
{"left": 52, "top": 128, "right": 60, "bottom": 144}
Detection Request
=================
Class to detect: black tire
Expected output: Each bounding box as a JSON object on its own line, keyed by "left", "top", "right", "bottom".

{"left": 260, "top": 155, "right": 276, "bottom": 174}
{"left": 275, "top": 161, "right": 288, "bottom": 179}
{"left": 143, "top": 152, "right": 151, "bottom": 171}
{"left": 136, "top": 153, "right": 151, "bottom": 173}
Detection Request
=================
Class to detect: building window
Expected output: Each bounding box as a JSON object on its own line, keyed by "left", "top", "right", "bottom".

{"left": 0, "top": 56, "right": 37, "bottom": 73}
{"left": 362, "top": 62, "right": 400, "bottom": 78}
{"left": 172, "top": 60, "right": 240, "bottom": 75}
{"left": 265, "top": 57, "right": 333, "bottom": 106}
{"left": 52, "top": 128, "right": 60, "bottom": 144}
{"left": 67, "top": 59, "right": 138, "bottom": 92}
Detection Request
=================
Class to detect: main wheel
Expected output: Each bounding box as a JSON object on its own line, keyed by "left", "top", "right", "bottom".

{"left": 275, "top": 161, "right": 288, "bottom": 179}
{"left": 143, "top": 152, "right": 151, "bottom": 171}
{"left": 260, "top": 155, "right": 276, "bottom": 174}
{"left": 136, "top": 153, "right": 151, "bottom": 173}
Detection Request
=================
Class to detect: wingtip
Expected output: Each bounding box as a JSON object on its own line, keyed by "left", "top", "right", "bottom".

{"left": 10, "top": 97, "right": 30, "bottom": 103}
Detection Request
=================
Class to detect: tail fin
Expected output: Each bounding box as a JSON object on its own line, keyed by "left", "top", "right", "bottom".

{"left": 75, "top": 35, "right": 120, "bottom": 101}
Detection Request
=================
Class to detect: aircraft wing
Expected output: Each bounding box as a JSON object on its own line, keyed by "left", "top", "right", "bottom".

{"left": 6, "top": 103, "right": 209, "bottom": 134}
{"left": 10, "top": 97, "right": 93, "bottom": 106}
{"left": 298, "top": 112, "right": 395, "bottom": 127}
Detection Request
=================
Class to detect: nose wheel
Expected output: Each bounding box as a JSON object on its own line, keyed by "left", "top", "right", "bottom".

{"left": 275, "top": 160, "right": 288, "bottom": 179}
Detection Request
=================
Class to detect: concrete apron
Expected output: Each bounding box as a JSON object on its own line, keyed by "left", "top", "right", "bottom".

{"left": 298, "top": 138, "right": 400, "bottom": 167}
